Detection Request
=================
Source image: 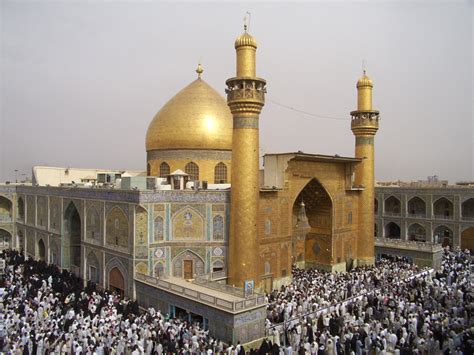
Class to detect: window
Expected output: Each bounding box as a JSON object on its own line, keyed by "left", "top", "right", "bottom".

{"left": 214, "top": 162, "right": 228, "bottom": 184}
{"left": 159, "top": 162, "right": 170, "bottom": 178}
{"left": 185, "top": 162, "right": 199, "bottom": 181}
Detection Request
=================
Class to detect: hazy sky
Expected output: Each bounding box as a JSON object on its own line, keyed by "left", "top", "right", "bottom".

{"left": 1, "top": 0, "right": 472, "bottom": 183}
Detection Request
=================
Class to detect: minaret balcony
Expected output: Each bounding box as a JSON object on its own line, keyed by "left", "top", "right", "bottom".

{"left": 225, "top": 77, "right": 266, "bottom": 105}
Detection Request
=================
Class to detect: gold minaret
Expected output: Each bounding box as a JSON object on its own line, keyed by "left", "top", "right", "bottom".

{"left": 351, "top": 70, "right": 379, "bottom": 266}
{"left": 225, "top": 24, "right": 266, "bottom": 288}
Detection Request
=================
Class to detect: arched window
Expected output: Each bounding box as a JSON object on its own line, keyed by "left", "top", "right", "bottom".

{"left": 159, "top": 162, "right": 170, "bottom": 178}
{"left": 185, "top": 162, "right": 199, "bottom": 181}
{"left": 154, "top": 216, "right": 164, "bottom": 241}
{"left": 213, "top": 215, "right": 224, "bottom": 240}
{"left": 214, "top": 162, "right": 228, "bottom": 184}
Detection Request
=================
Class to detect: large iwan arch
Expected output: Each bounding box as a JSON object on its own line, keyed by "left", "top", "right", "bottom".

{"left": 292, "top": 178, "right": 333, "bottom": 269}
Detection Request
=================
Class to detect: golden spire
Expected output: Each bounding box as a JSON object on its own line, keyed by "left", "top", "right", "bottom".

{"left": 356, "top": 68, "right": 373, "bottom": 110}
{"left": 196, "top": 63, "right": 204, "bottom": 78}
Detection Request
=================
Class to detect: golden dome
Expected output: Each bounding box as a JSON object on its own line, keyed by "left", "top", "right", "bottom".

{"left": 235, "top": 32, "right": 257, "bottom": 49}
{"left": 146, "top": 74, "right": 233, "bottom": 152}
{"left": 357, "top": 71, "right": 373, "bottom": 88}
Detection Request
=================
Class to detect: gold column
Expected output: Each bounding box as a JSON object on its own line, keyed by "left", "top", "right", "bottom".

{"left": 226, "top": 29, "right": 266, "bottom": 288}
{"left": 351, "top": 71, "right": 379, "bottom": 266}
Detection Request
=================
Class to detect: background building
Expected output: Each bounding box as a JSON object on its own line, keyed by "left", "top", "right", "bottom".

{"left": 374, "top": 177, "right": 474, "bottom": 268}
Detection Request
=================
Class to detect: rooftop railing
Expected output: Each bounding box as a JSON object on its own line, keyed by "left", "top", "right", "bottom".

{"left": 375, "top": 237, "right": 443, "bottom": 252}
{"left": 135, "top": 273, "right": 266, "bottom": 313}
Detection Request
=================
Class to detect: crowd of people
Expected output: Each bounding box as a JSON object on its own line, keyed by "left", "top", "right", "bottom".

{"left": 265, "top": 257, "right": 424, "bottom": 325}
{"left": 266, "top": 250, "right": 473, "bottom": 354}
{"left": 0, "top": 248, "right": 472, "bottom": 354}
{"left": 0, "top": 250, "right": 232, "bottom": 354}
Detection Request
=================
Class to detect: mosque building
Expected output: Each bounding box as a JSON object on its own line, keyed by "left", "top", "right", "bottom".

{"left": 0, "top": 27, "right": 380, "bottom": 343}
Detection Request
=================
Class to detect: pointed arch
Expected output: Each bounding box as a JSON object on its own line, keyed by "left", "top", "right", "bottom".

{"left": 408, "top": 223, "right": 426, "bottom": 241}
{"left": 407, "top": 197, "right": 426, "bottom": 217}
{"left": 433, "top": 197, "right": 453, "bottom": 219}
{"left": 384, "top": 196, "right": 401, "bottom": 215}
{"left": 171, "top": 249, "right": 205, "bottom": 278}
{"left": 384, "top": 222, "right": 401, "bottom": 239}
{"left": 105, "top": 257, "right": 129, "bottom": 296}
{"left": 64, "top": 202, "right": 81, "bottom": 268}
{"left": 292, "top": 178, "right": 333, "bottom": 268}
{"left": 171, "top": 205, "right": 204, "bottom": 240}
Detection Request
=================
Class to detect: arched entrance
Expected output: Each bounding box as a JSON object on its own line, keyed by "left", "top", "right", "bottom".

{"left": 461, "top": 227, "right": 474, "bottom": 253}
{"left": 292, "top": 179, "right": 332, "bottom": 269}
{"left": 433, "top": 225, "right": 453, "bottom": 247}
{"left": 109, "top": 267, "right": 125, "bottom": 296}
{"left": 38, "top": 239, "right": 46, "bottom": 261}
{"left": 385, "top": 222, "right": 401, "bottom": 239}
{"left": 64, "top": 202, "right": 81, "bottom": 269}
{"left": 0, "top": 229, "right": 12, "bottom": 250}
{"left": 172, "top": 250, "right": 205, "bottom": 279}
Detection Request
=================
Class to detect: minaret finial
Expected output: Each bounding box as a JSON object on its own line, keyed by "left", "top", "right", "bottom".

{"left": 196, "top": 62, "right": 203, "bottom": 78}
{"left": 244, "top": 12, "right": 251, "bottom": 32}
{"left": 362, "top": 59, "right": 366, "bottom": 76}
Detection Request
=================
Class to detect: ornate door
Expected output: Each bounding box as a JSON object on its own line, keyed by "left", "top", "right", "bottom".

{"left": 183, "top": 260, "right": 193, "bottom": 279}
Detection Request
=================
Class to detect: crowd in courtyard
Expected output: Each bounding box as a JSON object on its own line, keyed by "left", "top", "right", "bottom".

{"left": 266, "top": 250, "right": 473, "bottom": 354}
{"left": 0, "top": 248, "right": 472, "bottom": 354}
